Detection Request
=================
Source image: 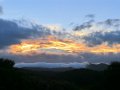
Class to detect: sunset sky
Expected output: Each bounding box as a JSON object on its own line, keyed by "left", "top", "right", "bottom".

{"left": 0, "top": 0, "right": 120, "bottom": 67}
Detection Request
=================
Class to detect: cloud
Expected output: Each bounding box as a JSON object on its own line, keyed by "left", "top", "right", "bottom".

{"left": 84, "top": 31, "right": 120, "bottom": 45}
{"left": 0, "top": 19, "right": 51, "bottom": 49}
{"left": 78, "top": 53, "right": 120, "bottom": 63}
{"left": 14, "top": 62, "right": 88, "bottom": 68}
{"left": 73, "top": 20, "right": 94, "bottom": 31}
{"left": 85, "top": 14, "right": 95, "bottom": 19}
{"left": 0, "top": 53, "right": 84, "bottom": 63}
{"left": 1, "top": 17, "right": 120, "bottom": 64}
{"left": 1, "top": 49, "right": 120, "bottom": 64}
{"left": 45, "top": 24, "right": 63, "bottom": 31}
{"left": 73, "top": 19, "right": 120, "bottom": 45}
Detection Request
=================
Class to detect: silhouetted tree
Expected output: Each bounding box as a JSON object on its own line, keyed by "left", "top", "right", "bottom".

{"left": 108, "top": 62, "right": 120, "bottom": 70}
{"left": 0, "top": 58, "right": 15, "bottom": 68}
{"left": 105, "top": 62, "right": 120, "bottom": 90}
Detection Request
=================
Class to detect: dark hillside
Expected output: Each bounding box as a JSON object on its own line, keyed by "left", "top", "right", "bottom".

{"left": 0, "top": 59, "right": 120, "bottom": 90}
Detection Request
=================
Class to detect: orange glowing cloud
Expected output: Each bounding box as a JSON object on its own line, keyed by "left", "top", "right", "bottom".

{"left": 9, "top": 35, "right": 120, "bottom": 55}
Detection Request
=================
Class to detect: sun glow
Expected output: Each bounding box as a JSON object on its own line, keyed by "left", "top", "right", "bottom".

{"left": 9, "top": 36, "right": 120, "bottom": 55}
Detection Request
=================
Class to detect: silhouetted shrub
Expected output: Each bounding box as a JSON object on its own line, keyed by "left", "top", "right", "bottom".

{"left": 0, "top": 58, "right": 15, "bottom": 68}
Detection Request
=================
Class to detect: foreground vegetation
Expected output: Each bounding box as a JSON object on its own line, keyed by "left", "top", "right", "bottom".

{"left": 0, "top": 58, "right": 120, "bottom": 90}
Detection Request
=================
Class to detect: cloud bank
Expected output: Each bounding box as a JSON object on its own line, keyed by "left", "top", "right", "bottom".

{"left": 0, "top": 19, "right": 51, "bottom": 49}
{"left": 15, "top": 62, "right": 88, "bottom": 68}
{"left": 0, "top": 17, "right": 120, "bottom": 65}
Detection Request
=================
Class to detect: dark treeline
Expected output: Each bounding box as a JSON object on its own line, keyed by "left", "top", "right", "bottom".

{"left": 0, "top": 58, "right": 120, "bottom": 90}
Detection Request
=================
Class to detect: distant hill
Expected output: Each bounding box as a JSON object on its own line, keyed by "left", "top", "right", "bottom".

{"left": 22, "top": 67, "right": 75, "bottom": 72}
{"left": 21, "top": 63, "right": 108, "bottom": 72}
{"left": 86, "top": 63, "right": 108, "bottom": 71}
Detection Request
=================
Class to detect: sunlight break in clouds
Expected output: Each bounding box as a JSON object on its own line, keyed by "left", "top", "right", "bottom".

{"left": 9, "top": 35, "right": 120, "bottom": 55}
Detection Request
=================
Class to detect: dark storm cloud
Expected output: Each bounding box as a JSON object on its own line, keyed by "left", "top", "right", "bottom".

{"left": 0, "top": 19, "right": 51, "bottom": 49}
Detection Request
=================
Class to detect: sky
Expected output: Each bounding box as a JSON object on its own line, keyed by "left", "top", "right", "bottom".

{"left": 0, "top": 0, "right": 120, "bottom": 67}
{"left": 1, "top": 0, "right": 120, "bottom": 26}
